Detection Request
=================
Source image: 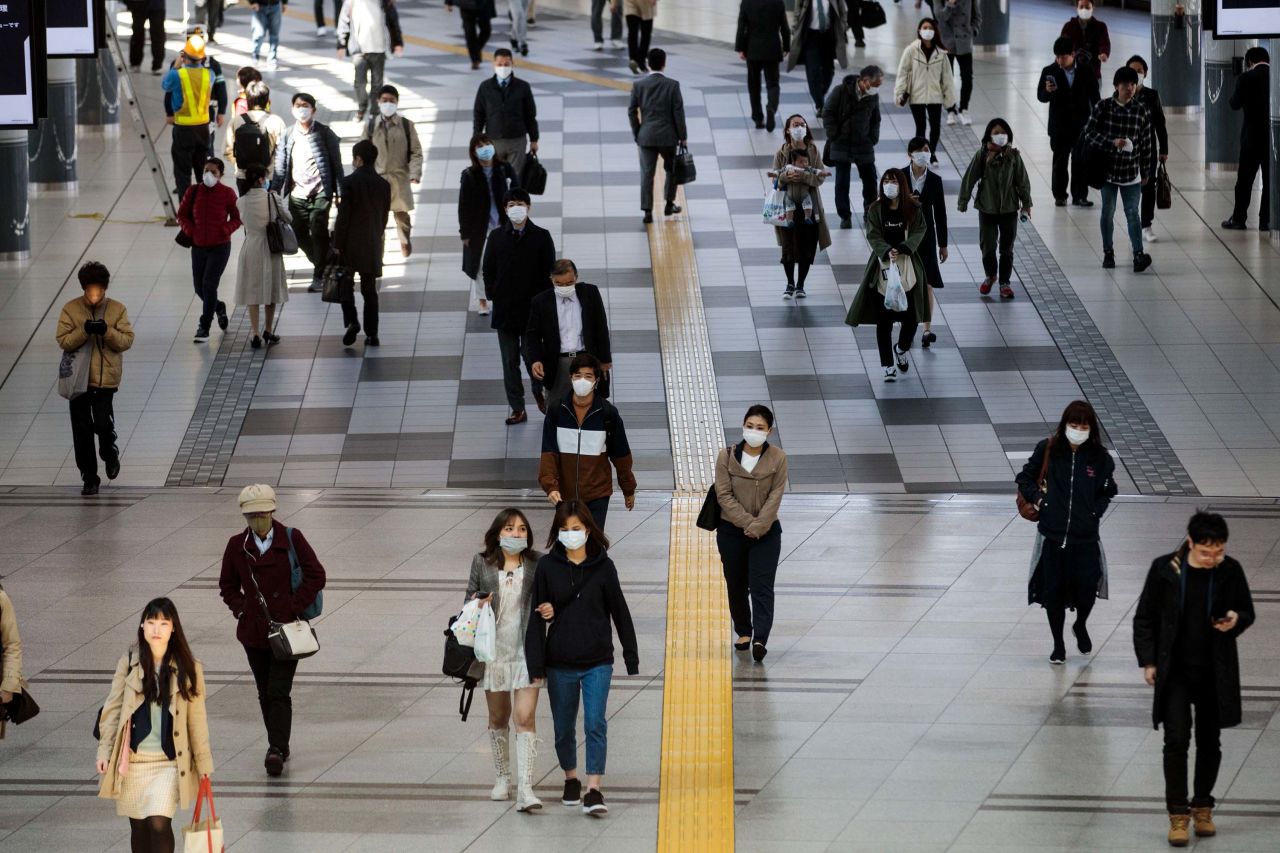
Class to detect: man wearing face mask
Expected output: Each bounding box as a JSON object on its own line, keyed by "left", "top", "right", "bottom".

{"left": 277, "top": 93, "right": 345, "bottom": 293}
{"left": 525, "top": 259, "right": 614, "bottom": 406}
{"left": 538, "top": 354, "right": 637, "bottom": 531}
{"left": 735, "top": 0, "right": 791, "bottom": 132}
{"left": 55, "top": 263, "right": 135, "bottom": 496}
{"left": 1059, "top": 0, "right": 1110, "bottom": 80}
{"left": 1038, "top": 38, "right": 1101, "bottom": 208}
{"left": 332, "top": 140, "right": 392, "bottom": 347}
{"left": 473, "top": 49, "right": 540, "bottom": 179}
{"left": 360, "top": 85, "right": 423, "bottom": 258}
{"left": 482, "top": 189, "right": 557, "bottom": 424}
{"left": 823, "top": 64, "right": 883, "bottom": 227}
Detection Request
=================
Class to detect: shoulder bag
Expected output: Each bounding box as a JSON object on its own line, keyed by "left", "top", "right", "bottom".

{"left": 696, "top": 447, "right": 733, "bottom": 531}
{"left": 56, "top": 342, "right": 92, "bottom": 401}
{"left": 442, "top": 614, "right": 485, "bottom": 721}
{"left": 1015, "top": 436, "right": 1054, "bottom": 522}
{"left": 320, "top": 250, "right": 354, "bottom": 304}
{"left": 0, "top": 598, "right": 39, "bottom": 733}
{"left": 860, "top": 1, "right": 887, "bottom": 28}
{"left": 284, "top": 527, "right": 323, "bottom": 619}
{"left": 264, "top": 192, "right": 299, "bottom": 255}
{"left": 248, "top": 566, "right": 319, "bottom": 661}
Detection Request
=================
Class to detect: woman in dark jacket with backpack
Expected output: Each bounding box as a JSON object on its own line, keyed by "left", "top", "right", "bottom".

{"left": 217, "top": 484, "right": 326, "bottom": 778}
{"left": 459, "top": 133, "right": 519, "bottom": 315}
{"left": 1016, "top": 399, "right": 1117, "bottom": 665}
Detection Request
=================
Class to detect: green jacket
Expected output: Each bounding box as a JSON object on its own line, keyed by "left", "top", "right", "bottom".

{"left": 957, "top": 145, "right": 1033, "bottom": 215}
{"left": 845, "top": 201, "right": 931, "bottom": 327}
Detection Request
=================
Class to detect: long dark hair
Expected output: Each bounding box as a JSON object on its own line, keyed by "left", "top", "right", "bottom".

{"left": 782, "top": 113, "right": 814, "bottom": 147}
{"left": 546, "top": 500, "right": 610, "bottom": 558}
{"left": 468, "top": 133, "right": 498, "bottom": 170}
{"left": 1052, "top": 399, "right": 1105, "bottom": 453}
{"left": 482, "top": 507, "right": 538, "bottom": 567}
{"left": 136, "top": 598, "right": 199, "bottom": 704}
{"left": 876, "top": 168, "right": 919, "bottom": 226}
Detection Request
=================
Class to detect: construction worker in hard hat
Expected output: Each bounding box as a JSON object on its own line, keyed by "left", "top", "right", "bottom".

{"left": 162, "top": 31, "right": 229, "bottom": 198}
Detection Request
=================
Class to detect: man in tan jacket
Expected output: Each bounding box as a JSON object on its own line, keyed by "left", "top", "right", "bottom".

{"left": 55, "top": 262, "right": 135, "bottom": 496}
{"left": 361, "top": 84, "right": 423, "bottom": 256}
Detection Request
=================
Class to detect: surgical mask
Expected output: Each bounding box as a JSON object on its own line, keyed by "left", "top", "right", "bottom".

{"left": 495, "top": 65, "right": 514, "bottom": 80}
{"left": 742, "top": 428, "right": 768, "bottom": 448}
{"left": 476, "top": 144, "right": 496, "bottom": 161}
{"left": 246, "top": 515, "right": 272, "bottom": 537}
{"left": 919, "top": 28, "right": 935, "bottom": 40}
{"left": 1077, "top": 7, "right": 1092, "bottom": 19}
{"left": 991, "top": 133, "right": 1009, "bottom": 147}
{"left": 789, "top": 125, "right": 807, "bottom": 141}
{"left": 865, "top": 85, "right": 880, "bottom": 96}
{"left": 507, "top": 204, "right": 528, "bottom": 224}
{"left": 202, "top": 171, "right": 219, "bottom": 187}
{"left": 1065, "top": 426, "right": 1090, "bottom": 446}
{"left": 558, "top": 529, "right": 588, "bottom": 550}
{"left": 571, "top": 377, "right": 596, "bottom": 397}
{"left": 554, "top": 285, "right": 576, "bottom": 299}
{"left": 499, "top": 536, "right": 527, "bottom": 554}
{"left": 882, "top": 183, "right": 899, "bottom": 199}
{"left": 911, "top": 151, "right": 931, "bottom": 167}
{"left": 292, "top": 106, "right": 312, "bottom": 122}
{"left": 378, "top": 101, "right": 398, "bottom": 117}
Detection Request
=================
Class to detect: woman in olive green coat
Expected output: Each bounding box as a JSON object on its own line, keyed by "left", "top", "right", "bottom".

{"left": 845, "top": 168, "right": 930, "bottom": 382}
{"left": 956, "top": 117, "right": 1033, "bottom": 299}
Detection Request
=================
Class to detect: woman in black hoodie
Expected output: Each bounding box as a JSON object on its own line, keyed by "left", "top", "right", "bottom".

{"left": 525, "top": 501, "right": 639, "bottom": 818}
{"left": 1016, "top": 400, "right": 1117, "bottom": 664}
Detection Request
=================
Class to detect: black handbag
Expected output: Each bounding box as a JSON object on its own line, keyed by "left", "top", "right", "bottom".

{"left": 1073, "top": 133, "right": 1109, "bottom": 191}
{"left": 174, "top": 230, "right": 194, "bottom": 249}
{"left": 442, "top": 615, "right": 485, "bottom": 721}
{"left": 264, "top": 192, "right": 299, "bottom": 255}
{"left": 0, "top": 689, "right": 39, "bottom": 726}
{"left": 1155, "top": 163, "right": 1172, "bottom": 210}
{"left": 673, "top": 143, "right": 696, "bottom": 185}
{"left": 860, "top": 1, "right": 887, "bottom": 28}
{"left": 696, "top": 485, "right": 721, "bottom": 531}
{"left": 520, "top": 152, "right": 548, "bottom": 195}
{"left": 320, "top": 254, "right": 354, "bottom": 304}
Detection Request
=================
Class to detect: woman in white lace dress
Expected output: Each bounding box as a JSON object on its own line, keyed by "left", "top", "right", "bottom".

{"left": 466, "top": 508, "right": 543, "bottom": 812}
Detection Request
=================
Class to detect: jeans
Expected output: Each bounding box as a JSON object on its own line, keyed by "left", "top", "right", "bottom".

{"left": 1231, "top": 141, "right": 1270, "bottom": 227}
{"left": 626, "top": 16, "right": 654, "bottom": 68}
{"left": 251, "top": 2, "right": 283, "bottom": 62}
{"left": 508, "top": 0, "right": 529, "bottom": 46}
{"left": 172, "top": 125, "right": 211, "bottom": 198}
{"left": 191, "top": 243, "right": 231, "bottom": 325}
{"left": 340, "top": 272, "right": 380, "bottom": 337}
{"left": 313, "top": 0, "right": 339, "bottom": 27}
{"left": 910, "top": 103, "right": 943, "bottom": 158}
{"left": 591, "top": 0, "right": 623, "bottom": 42}
{"left": 978, "top": 210, "right": 1018, "bottom": 284}
{"left": 69, "top": 387, "right": 118, "bottom": 486}
{"left": 833, "top": 160, "right": 878, "bottom": 220}
{"left": 1100, "top": 182, "right": 1143, "bottom": 255}
{"left": 244, "top": 644, "right": 299, "bottom": 754}
{"left": 801, "top": 31, "right": 836, "bottom": 111}
{"left": 353, "top": 52, "right": 387, "bottom": 116}
{"left": 497, "top": 328, "right": 542, "bottom": 411}
{"left": 545, "top": 665, "right": 612, "bottom": 775}
{"left": 1161, "top": 667, "right": 1221, "bottom": 814}
{"left": 287, "top": 193, "right": 332, "bottom": 281}
{"left": 128, "top": 7, "right": 165, "bottom": 70}
{"left": 459, "top": 9, "right": 492, "bottom": 64}
{"left": 716, "top": 521, "right": 782, "bottom": 644}
{"left": 947, "top": 53, "right": 973, "bottom": 112}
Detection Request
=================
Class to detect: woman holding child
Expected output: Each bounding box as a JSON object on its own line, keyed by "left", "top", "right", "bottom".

{"left": 771, "top": 114, "right": 832, "bottom": 299}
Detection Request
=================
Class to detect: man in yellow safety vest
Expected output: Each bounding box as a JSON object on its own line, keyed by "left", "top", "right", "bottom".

{"left": 162, "top": 35, "right": 224, "bottom": 198}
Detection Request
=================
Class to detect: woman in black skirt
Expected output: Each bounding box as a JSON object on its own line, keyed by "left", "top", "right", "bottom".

{"left": 458, "top": 134, "right": 519, "bottom": 316}
{"left": 905, "top": 136, "right": 948, "bottom": 347}
{"left": 1016, "top": 400, "right": 1117, "bottom": 664}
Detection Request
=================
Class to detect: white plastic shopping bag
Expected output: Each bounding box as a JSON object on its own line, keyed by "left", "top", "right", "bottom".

{"left": 452, "top": 599, "right": 483, "bottom": 648}
{"left": 473, "top": 604, "right": 497, "bottom": 663}
{"left": 762, "top": 182, "right": 794, "bottom": 227}
{"left": 882, "top": 261, "right": 908, "bottom": 313}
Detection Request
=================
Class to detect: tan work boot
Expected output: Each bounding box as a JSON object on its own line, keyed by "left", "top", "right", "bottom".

{"left": 1190, "top": 806, "right": 1216, "bottom": 837}
{"left": 1167, "top": 813, "right": 1191, "bottom": 847}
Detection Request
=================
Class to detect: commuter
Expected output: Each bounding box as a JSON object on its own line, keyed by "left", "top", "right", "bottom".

{"left": 333, "top": 139, "right": 393, "bottom": 347}
{"left": 218, "top": 485, "right": 327, "bottom": 778}
{"left": 466, "top": 508, "right": 544, "bottom": 812}
{"left": 894, "top": 18, "right": 955, "bottom": 165}
{"left": 1222, "top": 46, "right": 1270, "bottom": 231}
{"left": 845, "top": 169, "right": 929, "bottom": 383}
{"left": 1016, "top": 400, "right": 1116, "bottom": 665}
{"left": 1038, "top": 37, "right": 1101, "bottom": 208}
{"left": 337, "top": 0, "right": 405, "bottom": 121}
{"left": 162, "top": 37, "right": 221, "bottom": 199}
{"left": 127, "top": 0, "right": 166, "bottom": 75}
{"left": 507, "top": 0, "right": 531, "bottom": 55}
{"left": 234, "top": 165, "right": 290, "bottom": 349}
{"left": 94, "top": 598, "right": 213, "bottom": 852}
{"left": 936, "top": 0, "right": 979, "bottom": 126}
{"left": 232, "top": 67, "right": 262, "bottom": 117}
{"left": 526, "top": 259, "right": 614, "bottom": 406}
{"left": 822, "top": 65, "right": 881, "bottom": 228}
{"left": 1133, "top": 511, "right": 1256, "bottom": 848}
{"left": 628, "top": 48, "right": 688, "bottom": 224}
{"left": 458, "top": 134, "right": 519, "bottom": 316}
{"left": 624, "top": 0, "right": 657, "bottom": 74}
{"left": 277, "top": 92, "right": 345, "bottom": 293}
{"left": 591, "top": 0, "right": 625, "bottom": 51}
{"left": 315, "top": 0, "right": 340, "bottom": 35}
{"left": 250, "top": 0, "right": 285, "bottom": 71}
{"left": 957, "top": 118, "right": 1033, "bottom": 299}
{"left": 786, "top": 0, "right": 849, "bottom": 114}
{"left": 224, "top": 80, "right": 287, "bottom": 196}
{"left": 482, "top": 188, "right": 556, "bottom": 422}
{"left": 177, "top": 157, "right": 240, "bottom": 343}
{"left": 770, "top": 119, "right": 831, "bottom": 298}
{"left": 445, "top": 0, "right": 493, "bottom": 70}
{"left": 735, "top": 0, "right": 791, "bottom": 132}
{"left": 714, "top": 405, "right": 788, "bottom": 663}
{"left": 361, "top": 85, "right": 423, "bottom": 257}
{"left": 473, "top": 49, "right": 540, "bottom": 178}
{"left": 1127, "top": 55, "right": 1168, "bottom": 243}
{"left": 1060, "top": 0, "right": 1109, "bottom": 79}
{"left": 161, "top": 31, "right": 229, "bottom": 161}
{"left": 202, "top": 0, "right": 227, "bottom": 43}
{"left": 1081, "top": 66, "right": 1155, "bottom": 273}
{"left": 56, "top": 262, "right": 134, "bottom": 496}
{"left": 905, "top": 137, "right": 948, "bottom": 346}
{"left": 525, "top": 500, "right": 639, "bottom": 817}
{"left": 847, "top": 0, "right": 865, "bottom": 49}
{"left": 0, "top": 584, "right": 25, "bottom": 713}
{"left": 538, "top": 354, "right": 637, "bottom": 530}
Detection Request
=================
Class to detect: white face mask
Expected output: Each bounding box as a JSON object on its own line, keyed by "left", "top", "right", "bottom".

{"left": 865, "top": 85, "right": 880, "bottom": 96}
{"left": 202, "top": 171, "right": 219, "bottom": 187}
{"left": 911, "top": 151, "right": 931, "bottom": 167}
{"left": 742, "top": 428, "right": 768, "bottom": 448}
{"left": 507, "top": 204, "right": 528, "bottom": 224}
{"left": 558, "top": 529, "right": 588, "bottom": 550}
{"left": 919, "top": 28, "right": 935, "bottom": 41}
{"left": 991, "top": 133, "right": 1009, "bottom": 147}
{"left": 499, "top": 536, "right": 527, "bottom": 554}
{"left": 789, "top": 125, "right": 807, "bottom": 141}
{"left": 378, "top": 101, "right": 397, "bottom": 117}
{"left": 292, "top": 106, "right": 312, "bottom": 122}
{"left": 1077, "top": 7, "right": 1092, "bottom": 19}
{"left": 554, "top": 285, "right": 576, "bottom": 299}
{"left": 1065, "top": 426, "right": 1091, "bottom": 446}
{"left": 571, "top": 377, "right": 596, "bottom": 397}
{"left": 495, "top": 65, "right": 514, "bottom": 80}
{"left": 882, "top": 183, "right": 900, "bottom": 199}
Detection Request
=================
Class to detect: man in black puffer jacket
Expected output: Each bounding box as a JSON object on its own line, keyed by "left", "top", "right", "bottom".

{"left": 822, "top": 64, "right": 883, "bottom": 227}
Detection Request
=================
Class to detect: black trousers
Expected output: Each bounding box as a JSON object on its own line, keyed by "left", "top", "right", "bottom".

{"left": 129, "top": 7, "right": 166, "bottom": 70}
{"left": 639, "top": 145, "right": 677, "bottom": 212}
{"left": 191, "top": 243, "right": 230, "bottom": 325}
{"left": 978, "top": 210, "right": 1019, "bottom": 284}
{"left": 200, "top": 0, "right": 226, "bottom": 38}
{"left": 340, "top": 272, "right": 379, "bottom": 336}
{"left": 848, "top": 1, "right": 864, "bottom": 42}
{"left": 1050, "top": 135, "right": 1089, "bottom": 203}
{"left": 746, "top": 60, "right": 781, "bottom": 124}
{"left": 717, "top": 520, "right": 782, "bottom": 644}
{"left": 459, "top": 9, "right": 492, "bottom": 64}
{"left": 626, "top": 15, "right": 653, "bottom": 68}
{"left": 801, "top": 32, "right": 836, "bottom": 111}
{"left": 244, "top": 645, "right": 299, "bottom": 754}
{"left": 1232, "top": 141, "right": 1270, "bottom": 227}
{"left": 947, "top": 53, "right": 974, "bottom": 112}
{"left": 313, "top": 0, "right": 339, "bottom": 26}
{"left": 586, "top": 496, "right": 609, "bottom": 532}
{"left": 1161, "top": 667, "right": 1221, "bottom": 814}
{"left": 833, "top": 160, "right": 879, "bottom": 219}
{"left": 872, "top": 280, "right": 920, "bottom": 367}
{"left": 172, "top": 125, "right": 210, "bottom": 198}
{"left": 910, "top": 103, "right": 943, "bottom": 158}
{"left": 69, "top": 387, "right": 118, "bottom": 486}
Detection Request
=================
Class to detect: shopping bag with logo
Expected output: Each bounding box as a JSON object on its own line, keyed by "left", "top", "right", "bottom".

{"left": 182, "top": 777, "right": 224, "bottom": 853}
{"left": 762, "top": 181, "right": 794, "bottom": 227}
{"left": 882, "top": 261, "right": 908, "bottom": 313}
{"left": 473, "top": 603, "right": 497, "bottom": 663}
{"left": 55, "top": 343, "right": 91, "bottom": 400}
{"left": 451, "top": 598, "right": 484, "bottom": 648}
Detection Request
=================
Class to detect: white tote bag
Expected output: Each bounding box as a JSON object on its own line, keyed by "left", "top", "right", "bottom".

{"left": 473, "top": 604, "right": 497, "bottom": 663}
{"left": 56, "top": 343, "right": 91, "bottom": 400}
{"left": 882, "top": 260, "right": 909, "bottom": 313}
{"left": 182, "top": 778, "right": 224, "bottom": 853}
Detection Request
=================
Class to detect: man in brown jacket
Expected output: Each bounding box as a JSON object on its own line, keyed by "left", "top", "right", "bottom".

{"left": 55, "top": 262, "right": 135, "bottom": 496}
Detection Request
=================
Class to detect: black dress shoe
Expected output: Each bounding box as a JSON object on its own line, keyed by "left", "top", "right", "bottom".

{"left": 106, "top": 457, "right": 121, "bottom": 480}
{"left": 265, "top": 748, "right": 285, "bottom": 777}
{"left": 250, "top": 335, "right": 262, "bottom": 349}
{"left": 1221, "top": 219, "right": 1247, "bottom": 230}
{"left": 752, "top": 642, "right": 768, "bottom": 662}
{"left": 262, "top": 330, "right": 280, "bottom": 345}
{"left": 1054, "top": 198, "right": 1067, "bottom": 207}
{"left": 753, "top": 119, "right": 765, "bottom": 129}
{"left": 81, "top": 482, "right": 99, "bottom": 496}
{"left": 1072, "top": 198, "right": 1094, "bottom": 208}
{"left": 921, "top": 330, "right": 937, "bottom": 348}
{"left": 1072, "top": 623, "right": 1093, "bottom": 655}
{"left": 1133, "top": 252, "right": 1153, "bottom": 273}
{"left": 765, "top": 113, "right": 775, "bottom": 132}
{"left": 839, "top": 217, "right": 852, "bottom": 229}
{"left": 216, "top": 302, "right": 229, "bottom": 330}
{"left": 534, "top": 390, "right": 546, "bottom": 414}
{"left": 734, "top": 637, "right": 751, "bottom": 651}
{"left": 365, "top": 335, "right": 380, "bottom": 346}
{"left": 343, "top": 322, "right": 361, "bottom": 346}
{"left": 1102, "top": 250, "right": 1115, "bottom": 269}
{"left": 642, "top": 211, "right": 653, "bottom": 224}
{"left": 664, "top": 203, "right": 682, "bottom": 216}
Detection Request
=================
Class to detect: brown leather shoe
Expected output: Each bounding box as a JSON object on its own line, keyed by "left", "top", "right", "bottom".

{"left": 505, "top": 410, "right": 527, "bottom": 425}
{"left": 1190, "top": 806, "right": 1216, "bottom": 837}
{"left": 400, "top": 241, "right": 412, "bottom": 258}
{"left": 534, "top": 390, "right": 546, "bottom": 414}
{"left": 1167, "top": 813, "right": 1191, "bottom": 847}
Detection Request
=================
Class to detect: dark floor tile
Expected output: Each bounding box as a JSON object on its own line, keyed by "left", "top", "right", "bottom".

{"left": 609, "top": 330, "right": 660, "bottom": 352}
{"left": 819, "top": 373, "right": 875, "bottom": 400}
{"left": 693, "top": 231, "right": 740, "bottom": 250}
{"left": 616, "top": 401, "right": 670, "bottom": 429}
{"left": 702, "top": 285, "right": 750, "bottom": 307}
{"left": 767, "top": 375, "right": 823, "bottom": 400}
{"left": 876, "top": 397, "right": 990, "bottom": 425}
{"left": 839, "top": 453, "right": 904, "bottom": 482}
{"left": 294, "top": 407, "right": 354, "bottom": 434}
{"left": 239, "top": 408, "right": 299, "bottom": 435}
{"left": 457, "top": 379, "right": 510, "bottom": 406}
{"left": 681, "top": 183, "right": 727, "bottom": 199}
{"left": 715, "top": 154, "right": 774, "bottom": 170}
{"left": 960, "top": 346, "right": 1069, "bottom": 372}
{"left": 360, "top": 357, "right": 413, "bottom": 382}
{"left": 395, "top": 432, "right": 455, "bottom": 461}
{"left": 411, "top": 355, "right": 464, "bottom": 380}
{"left": 752, "top": 306, "right": 845, "bottom": 328}
{"left": 713, "top": 351, "right": 765, "bottom": 376}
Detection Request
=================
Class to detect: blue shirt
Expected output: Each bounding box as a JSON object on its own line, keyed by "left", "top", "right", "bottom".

{"left": 483, "top": 165, "right": 499, "bottom": 229}
{"left": 1064, "top": 66, "right": 1076, "bottom": 89}
{"left": 161, "top": 64, "right": 203, "bottom": 113}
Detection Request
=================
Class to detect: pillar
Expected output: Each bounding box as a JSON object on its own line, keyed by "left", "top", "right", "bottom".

{"left": 1203, "top": 36, "right": 1248, "bottom": 171}
{"left": 974, "top": 0, "right": 1010, "bottom": 55}
{"left": 1150, "top": 0, "right": 1201, "bottom": 113}
{"left": 28, "top": 59, "right": 78, "bottom": 193}
{"left": 77, "top": 48, "right": 121, "bottom": 135}
{"left": 1270, "top": 41, "right": 1279, "bottom": 239}
{"left": 0, "top": 130, "right": 31, "bottom": 261}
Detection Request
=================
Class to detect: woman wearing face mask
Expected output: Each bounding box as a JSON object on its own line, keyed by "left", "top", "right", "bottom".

{"left": 1060, "top": 0, "right": 1110, "bottom": 80}
{"left": 905, "top": 138, "right": 948, "bottom": 347}
{"left": 525, "top": 501, "right": 638, "bottom": 818}
{"left": 1127, "top": 55, "right": 1168, "bottom": 244}
{"left": 95, "top": 598, "right": 212, "bottom": 853}
{"left": 1016, "top": 400, "right": 1117, "bottom": 665}
{"left": 466, "top": 508, "right": 544, "bottom": 812}
{"left": 177, "top": 157, "right": 241, "bottom": 344}
{"left": 218, "top": 484, "right": 326, "bottom": 778}
{"left": 714, "top": 404, "right": 788, "bottom": 662}
{"left": 223, "top": 80, "right": 286, "bottom": 197}
{"left": 957, "top": 118, "right": 1032, "bottom": 300}
{"left": 459, "top": 133, "right": 520, "bottom": 316}
{"left": 894, "top": 18, "right": 956, "bottom": 165}
{"left": 234, "top": 165, "right": 290, "bottom": 349}
{"left": 845, "top": 169, "right": 930, "bottom": 382}
{"left": 769, "top": 115, "right": 832, "bottom": 299}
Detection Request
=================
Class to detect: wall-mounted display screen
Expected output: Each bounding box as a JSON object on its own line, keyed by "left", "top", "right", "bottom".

{"left": 0, "top": 0, "right": 46, "bottom": 129}
{"left": 47, "top": 0, "right": 101, "bottom": 57}
{"left": 1215, "top": 0, "right": 1280, "bottom": 38}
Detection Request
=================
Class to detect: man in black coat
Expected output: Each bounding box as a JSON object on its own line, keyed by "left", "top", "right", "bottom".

{"left": 482, "top": 189, "right": 557, "bottom": 424}
{"left": 1133, "top": 511, "right": 1256, "bottom": 846}
{"left": 1223, "top": 46, "right": 1270, "bottom": 231}
{"left": 822, "top": 65, "right": 883, "bottom": 226}
{"left": 1038, "top": 38, "right": 1101, "bottom": 207}
{"left": 473, "top": 48, "right": 540, "bottom": 178}
{"left": 333, "top": 140, "right": 391, "bottom": 347}
{"left": 735, "top": 0, "right": 791, "bottom": 132}
{"left": 526, "top": 258, "right": 613, "bottom": 405}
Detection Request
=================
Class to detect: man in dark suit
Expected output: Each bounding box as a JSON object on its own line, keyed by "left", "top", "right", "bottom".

{"left": 736, "top": 0, "right": 791, "bottom": 132}
{"left": 628, "top": 48, "right": 688, "bottom": 224}
{"left": 482, "top": 189, "right": 557, "bottom": 425}
{"left": 1038, "top": 37, "right": 1101, "bottom": 207}
{"left": 333, "top": 140, "right": 392, "bottom": 347}
{"left": 526, "top": 258, "right": 613, "bottom": 406}
{"left": 1223, "top": 46, "right": 1270, "bottom": 231}
{"left": 472, "top": 48, "right": 539, "bottom": 178}
{"left": 784, "top": 0, "right": 849, "bottom": 115}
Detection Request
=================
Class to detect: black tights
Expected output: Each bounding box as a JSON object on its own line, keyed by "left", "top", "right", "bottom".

{"left": 782, "top": 260, "right": 812, "bottom": 288}
{"left": 1046, "top": 595, "right": 1096, "bottom": 651}
{"left": 129, "top": 817, "right": 174, "bottom": 853}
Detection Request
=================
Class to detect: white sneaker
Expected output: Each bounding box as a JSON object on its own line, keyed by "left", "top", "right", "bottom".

{"left": 1142, "top": 226, "right": 1159, "bottom": 243}
{"left": 883, "top": 366, "right": 897, "bottom": 383}
{"left": 609, "top": 39, "right": 626, "bottom": 50}
{"left": 960, "top": 110, "right": 973, "bottom": 126}
{"left": 316, "top": 26, "right": 328, "bottom": 36}
{"left": 946, "top": 111, "right": 956, "bottom": 126}
{"left": 593, "top": 41, "right": 604, "bottom": 51}
{"left": 266, "top": 58, "right": 279, "bottom": 71}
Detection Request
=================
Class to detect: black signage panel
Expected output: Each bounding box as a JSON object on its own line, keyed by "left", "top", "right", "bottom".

{"left": 0, "top": 0, "right": 46, "bottom": 129}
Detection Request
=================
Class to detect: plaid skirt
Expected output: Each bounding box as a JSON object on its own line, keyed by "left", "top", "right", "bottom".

{"left": 115, "top": 752, "right": 179, "bottom": 819}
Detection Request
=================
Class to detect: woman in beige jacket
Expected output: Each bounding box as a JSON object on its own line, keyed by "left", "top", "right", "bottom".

{"left": 770, "top": 115, "right": 833, "bottom": 298}
{"left": 96, "top": 598, "right": 213, "bottom": 853}
{"left": 0, "top": 585, "right": 25, "bottom": 708}
{"left": 714, "top": 404, "right": 788, "bottom": 662}
{"left": 894, "top": 18, "right": 956, "bottom": 165}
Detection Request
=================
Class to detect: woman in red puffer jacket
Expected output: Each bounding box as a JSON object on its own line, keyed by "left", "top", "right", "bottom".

{"left": 178, "top": 156, "right": 241, "bottom": 343}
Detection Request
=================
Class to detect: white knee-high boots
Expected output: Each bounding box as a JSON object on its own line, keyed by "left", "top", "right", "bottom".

{"left": 488, "top": 727, "right": 510, "bottom": 801}
{"left": 514, "top": 730, "right": 543, "bottom": 812}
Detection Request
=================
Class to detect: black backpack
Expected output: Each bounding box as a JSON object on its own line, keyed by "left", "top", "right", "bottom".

{"left": 234, "top": 115, "right": 272, "bottom": 170}
{"left": 442, "top": 615, "right": 485, "bottom": 721}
